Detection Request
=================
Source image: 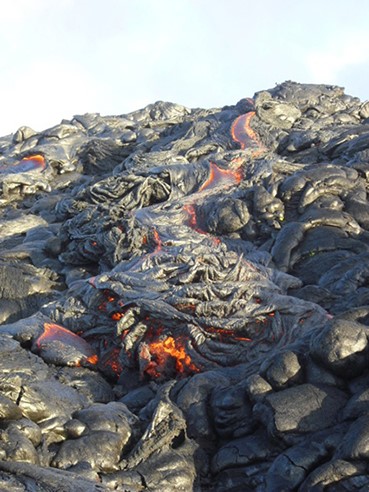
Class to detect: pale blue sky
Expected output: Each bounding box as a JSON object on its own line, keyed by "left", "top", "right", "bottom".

{"left": 1, "top": 0, "right": 368, "bottom": 136}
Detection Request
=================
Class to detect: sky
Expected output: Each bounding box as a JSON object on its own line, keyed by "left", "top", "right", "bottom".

{"left": 0, "top": 0, "right": 368, "bottom": 136}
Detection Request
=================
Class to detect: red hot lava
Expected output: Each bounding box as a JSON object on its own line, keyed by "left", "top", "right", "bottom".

{"left": 140, "top": 335, "right": 199, "bottom": 380}
{"left": 94, "top": 112, "right": 267, "bottom": 381}
{"left": 231, "top": 111, "right": 265, "bottom": 153}
{"left": 199, "top": 162, "right": 243, "bottom": 192}
{"left": 0, "top": 154, "right": 46, "bottom": 174}
{"left": 36, "top": 322, "right": 98, "bottom": 365}
{"left": 183, "top": 203, "right": 208, "bottom": 235}
{"left": 183, "top": 162, "right": 243, "bottom": 235}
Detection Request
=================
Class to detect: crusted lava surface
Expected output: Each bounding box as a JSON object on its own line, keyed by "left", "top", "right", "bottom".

{"left": 1, "top": 81, "right": 369, "bottom": 490}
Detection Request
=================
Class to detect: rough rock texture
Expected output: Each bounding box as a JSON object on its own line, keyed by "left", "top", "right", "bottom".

{"left": 0, "top": 81, "right": 369, "bottom": 490}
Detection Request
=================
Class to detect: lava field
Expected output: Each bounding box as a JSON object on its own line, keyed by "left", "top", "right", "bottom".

{"left": 0, "top": 81, "right": 369, "bottom": 490}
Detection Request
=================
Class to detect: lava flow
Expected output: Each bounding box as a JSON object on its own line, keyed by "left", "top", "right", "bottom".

{"left": 183, "top": 203, "right": 207, "bottom": 234}
{"left": 141, "top": 336, "right": 199, "bottom": 379}
{"left": 231, "top": 111, "right": 264, "bottom": 152}
{"left": 199, "top": 162, "right": 243, "bottom": 192}
{"left": 36, "top": 322, "right": 98, "bottom": 365}
{"left": 183, "top": 162, "right": 243, "bottom": 235}
{"left": 0, "top": 154, "right": 46, "bottom": 174}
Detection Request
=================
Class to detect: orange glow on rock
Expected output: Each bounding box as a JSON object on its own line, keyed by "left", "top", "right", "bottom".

{"left": 86, "top": 354, "right": 99, "bottom": 364}
{"left": 36, "top": 322, "right": 98, "bottom": 364}
{"left": 199, "top": 162, "right": 243, "bottom": 192}
{"left": 37, "top": 323, "right": 81, "bottom": 347}
{"left": 175, "top": 303, "right": 196, "bottom": 313}
{"left": 183, "top": 203, "right": 208, "bottom": 234}
{"left": 20, "top": 154, "right": 46, "bottom": 170}
{"left": 0, "top": 154, "right": 47, "bottom": 174}
{"left": 231, "top": 111, "right": 264, "bottom": 152}
{"left": 152, "top": 229, "right": 162, "bottom": 253}
{"left": 206, "top": 326, "right": 252, "bottom": 343}
{"left": 144, "top": 336, "right": 199, "bottom": 378}
{"left": 183, "top": 204, "right": 197, "bottom": 228}
{"left": 101, "top": 346, "right": 122, "bottom": 375}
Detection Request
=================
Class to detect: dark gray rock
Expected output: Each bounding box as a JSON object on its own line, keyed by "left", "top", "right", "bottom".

{"left": 54, "top": 366, "right": 115, "bottom": 403}
{"left": 211, "top": 430, "right": 278, "bottom": 474}
{"left": 336, "top": 415, "right": 369, "bottom": 460}
{"left": 305, "top": 357, "right": 345, "bottom": 388}
{"left": 299, "top": 459, "right": 367, "bottom": 492}
{"left": 342, "top": 387, "right": 369, "bottom": 420}
{"left": 73, "top": 401, "right": 138, "bottom": 440}
{"left": 245, "top": 373, "right": 273, "bottom": 402}
{"left": 206, "top": 197, "right": 250, "bottom": 235}
{"left": 52, "top": 430, "right": 126, "bottom": 471}
{"left": 1, "top": 81, "right": 369, "bottom": 490}
{"left": 0, "top": 393, "right": 22, "bottom": 420}
{"left": 254, "top": 383, "right": 347, "bottom": 441}
{"left": 0, "top": 460, "right": 107, "bottom": 491}
{"left": 261, "top": 350, "right": 303, "bottom": 389}
{"left": 310, "top": 319, "right": 369, "bottom": 377}
{"left": 18, "top": 380, "right": 87, "bottom": 423}
{"left": 255, "top": 91, "right": 302, "bottom": 129}
{"left": 119, "top": 384, "right": 157, "bottom": 413}
{"left": 7, "top": 418, "right": 42, "bottom": 447}
{"left": 0, "top": 335, "right": 49, "bottom": 403}
{"left": 210, "top": 383, "right": 254, "bottom": 439}
{"left": 0, "top": 426, "right": 39, "bottom": 465}
{"left": 64, "top": 418, "right": 87, "bottom": 438}
{"left": 265, "top": 425, "right": 348, "bottom": 491}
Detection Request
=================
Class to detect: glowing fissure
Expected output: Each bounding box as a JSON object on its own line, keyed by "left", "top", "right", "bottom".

{"left": 205, "top": 326, "right": 252, "bottom": 342}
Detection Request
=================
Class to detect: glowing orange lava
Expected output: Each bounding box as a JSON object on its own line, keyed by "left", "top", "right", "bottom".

{"left": 183, "top": 203, "right": 208, "bottom": 234}
{"left": 0, "top": 154, "right": 47, "bottom": 174}
{"left": 85, "top": 354, "right": 99, "bottom": 364}
{"left": 144, "top": 336, "right": 199, "bottom": 378}
{"left": 152, "top": 228, "right": 162, "bottom": 253}
{"left": 37, "top": 322, "right": 82, "bottom": 347}
{"left": 199, "top": 162, "right": 243, "bottom": 192}
{"left": 36, "top": 322, "right": 98, "bottom": 364}
{"left": 19, "top": 154, "right": 46, "bottom": 171}
{"left": 231, "top": 111, "right": 262, "bottom": 150}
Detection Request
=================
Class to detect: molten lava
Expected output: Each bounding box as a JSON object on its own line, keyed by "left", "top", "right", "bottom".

{"left": 183, "top": 203, "right": 207, "bottom": 234}
{"left": 143, "top": 336, "right": 199, "bottom": 379}
{"left": 36, "top": 322, "right": 98, "bottom": 364}
{"left": 0, "top": 154, "right": 46, "bottom": 174}
{"left": 152, "top": 228, "right": 162, "bottom": 253}
{"left": 231, "top": 111, "right": 264, "bottom": 152}
{"left": 199, "top": 162, "right": 243, "bottom": 192}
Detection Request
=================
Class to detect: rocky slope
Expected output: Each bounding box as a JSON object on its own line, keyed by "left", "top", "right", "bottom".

{"left": 0, "top": 81, "right": 369, "bottom": 490}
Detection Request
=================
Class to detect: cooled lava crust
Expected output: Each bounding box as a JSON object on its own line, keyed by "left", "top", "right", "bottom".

{"left": 0, "top": 82, "right": 369, "bottom": 490}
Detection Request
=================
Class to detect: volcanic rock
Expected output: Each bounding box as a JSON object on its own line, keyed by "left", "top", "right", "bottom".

{"left": 0, "top": 81, "right": 369, "bottom": 489}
